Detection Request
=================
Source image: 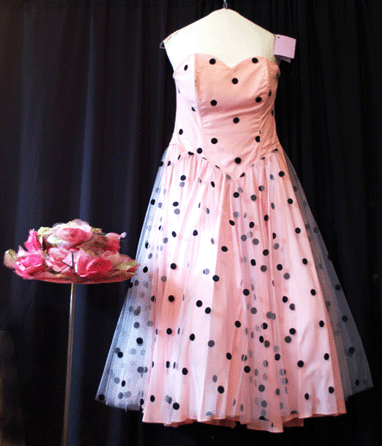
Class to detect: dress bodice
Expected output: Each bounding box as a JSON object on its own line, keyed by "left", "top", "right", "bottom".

{"left": 170, "top": 53, "right": 281, "bottom": 180}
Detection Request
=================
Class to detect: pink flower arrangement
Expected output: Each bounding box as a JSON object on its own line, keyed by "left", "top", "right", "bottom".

{"left": 3, "top": 219, "right": 138, "bottom": 284}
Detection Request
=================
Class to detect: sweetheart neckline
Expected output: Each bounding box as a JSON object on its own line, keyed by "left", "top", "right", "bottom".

{"left": 172, "top": 53, "right": 281, "bottom": 76}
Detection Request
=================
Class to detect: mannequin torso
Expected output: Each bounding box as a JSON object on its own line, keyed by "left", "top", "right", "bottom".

{"left": 162, "top": 8, "right": 279, "bottom": 71}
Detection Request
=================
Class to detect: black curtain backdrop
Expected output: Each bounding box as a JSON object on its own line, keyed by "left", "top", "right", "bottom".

{"left": 0, "top": 1, "right": 381, "bottom": 445}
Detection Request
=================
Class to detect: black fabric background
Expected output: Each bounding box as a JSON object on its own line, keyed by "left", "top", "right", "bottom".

{"left": 0, "top": 1, "right": 381, "bottom": 445}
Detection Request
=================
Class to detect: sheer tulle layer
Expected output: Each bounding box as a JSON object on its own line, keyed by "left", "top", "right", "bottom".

{"left": 96, "top": 143, "right": 372, "bottom": 433}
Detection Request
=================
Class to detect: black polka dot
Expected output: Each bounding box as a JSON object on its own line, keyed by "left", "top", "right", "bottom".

{"left": 302, "top": 258, "right": 308, "bottom": 265}
{"left": 167, "top": 328, "right": 172, "bottom": 335}
{"left": 304, "top": 393, "right": 309, "bottom": 400}
{"left": 250, "top": 259, "right": 256, "bottom": 266}
{"left": 233, "top": 192, "right": 240, "bottom": 198}
{"left": 229, "top": 220, "right": 235, "bottom": 226}
{"left": 136, "top": 338, "right": 143, "bottom": 345}
{"left": 150, "top": 395, "right": 155, "bottom": 402}
{"left": 295, "top": 228, "right": 301, "bottom": 234}
{"left": 170, "top": 263, "right": 177, "bottom": 269}
{"left": 190, "top": 334, "right": 195, "bottom": 340}
{"left": 251, "top": 194, "right": 257, "bottom": 201}
{"left": 232, "top": 77, "right": 239, "bottom": 84}
{"left": 285, "top": 336, "right": 292, "bottom": 343}
{"left": 211, "top": 138, "right": 218, "bottom": 144}
{"left": 258, "top": 384, "right": 265, "bottom": 392}
{"left": 233, "top": 117, "right": 240, "bottom": 123}
{"left": 289, "top": 303, "right": 295, "bottom": 310}
{"left": 311, "top": 289, "right": 316, "bottom": 295}
{"left": 259, "top": 185, "right": 265, "bottom": 191}
{"left": 279, "top": 171, "right": 285, "bottom": 177}
{"left": 288, "top": 198, "right": 293, "bottom": 204}
{"left": 172, "top": 231, "right": 176, "bottom": 237}
{"left": 205, "top": 307, "right": 211, "bottom": 314}
{"left": 182, "top": 368, "right": 188, "bottom": 375}
{"left": 297, "top": 360, "right": 304, "bottom": 367}
{"left": 98, "top": 394, "right": 105, "bottom": 401}
{"left": 329, "top": 387, "right": 335, "bottom": 394}
{"left": 193, "top": 230, "right": 198, "bottom": 236}
{"left": 250, "top": 307, "right": 257, "bottom": 314}
{"left": 210, "top": 58, "right": 216, "bottom": 64}
{"left": 221, "top": 246, "right": 228, "bottom": 252}
{"left": 289, "top": 328, "right": 296, "bottom": 335}
{"left": 319, "top": 320, "right": 325, "bottom": 327}
{"left": 235, "top": 321, "right": 241, "bottom": 328}
{"left": 261, "top": 265, "right": 267, "bottom": 272}
{"left": 243, "top": 289, "right": 250, "bottom": 296}
{"left": 208, "top": 340, "right": 215, "bottom": 347}
{"left": 244, "top": 366, "right": 251, "bottom": 373}
{"left": 184, "top": 65, "right": 188, "bottom": 70}
{"left": 263, "top": 249, "right": 269, "bottom": 256}
{"left": 324, "top": 353, "right": 330, "bottom": 360}
{"left": 179, "top": 129, "right": 183, "bottom": 135}
{"left": 168, "top": 295, "right": 175, "bottom": 302}
{"left": 277, "top": 264, "right": 283, "bottom": 270}
{"left": 256, "top": 97, "right": 262, "bottom": 103}
{"left": 218, "top": 386, "right": 225, "bottom": 393}
{"left": 213, "top": 275, "right": 219, "bottom": 282}
{"left": 197, "top": 147, "right": 203, "bottom": 154}
{"left": 226, "top": 352, "right": 232, "bottom": 360}
{"left": 211, "top": 100, "right": 217, "bottom": 106}
{"left": 173, "top": 402, "right": 180, "bottom": 410}
{"left": 196, "top": 300, "right": 203, "bottom": 307}
{"left": 284, "top": 273, "right": 290, "bottom": 280}
{"left": 282, "top": 296, "right": 288, "bottom": 303}
{"left": 275, "top": 354, "right": 281, "bottom": 361}
{"left": 235, "top": 157, "right": 241, "bottom": 164}
{"left": 255, "top": 136, "right": 261, "bottom": 143}
{"left": 342, "top": 315, "right": 348, "bottom": 322}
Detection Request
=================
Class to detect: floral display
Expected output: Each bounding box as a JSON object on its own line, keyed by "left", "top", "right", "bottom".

{"left": 4, "top": 219, "right": 138, "bottom": 283}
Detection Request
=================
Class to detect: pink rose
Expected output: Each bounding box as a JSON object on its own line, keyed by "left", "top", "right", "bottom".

{"left": 75, "top": 251, "right": 113, "bottom": 278}
{"left": 105, "top": 232, "right": 126, "bottom": 252}
{"left": 16, "top": 252, "right": 45, "bottom": 277}
{"left": 46, "top": 247, "right": 73, "bottom": 272}
{"left": 24, "top": 230, "right": 42, "bottom": 252}
{"left": 54, "top": 220, "right": 93, "bottom": 248}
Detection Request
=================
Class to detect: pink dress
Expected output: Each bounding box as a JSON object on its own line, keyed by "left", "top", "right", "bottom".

{"left": 96, "top": 53, "right": 373, "bottom": 432}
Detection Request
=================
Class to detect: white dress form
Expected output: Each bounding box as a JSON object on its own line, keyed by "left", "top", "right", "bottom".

{"left": 162, "top": 8, "right": 279, "bottom": 71}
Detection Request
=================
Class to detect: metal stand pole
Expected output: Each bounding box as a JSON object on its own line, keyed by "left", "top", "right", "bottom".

{"left": 62, "top": 282, "right": 76, "bottom": 446}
